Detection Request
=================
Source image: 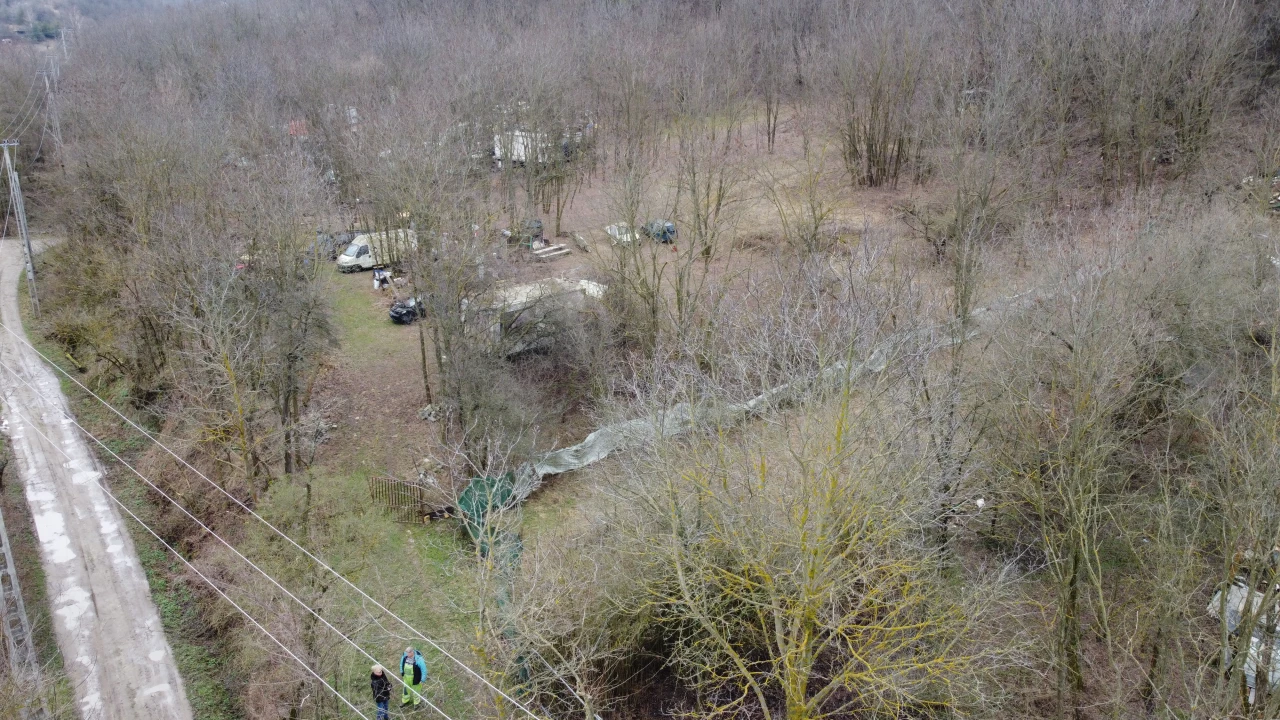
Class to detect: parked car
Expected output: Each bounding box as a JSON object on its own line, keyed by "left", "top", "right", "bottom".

{"left": 642, "top": 220, "right": 677, "bottom": 243}
{"left": 389, "top": 296, "right": 424, "bottom": 325}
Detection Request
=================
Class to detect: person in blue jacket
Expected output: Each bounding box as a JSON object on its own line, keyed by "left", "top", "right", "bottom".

{"left": 400, "top": 646, "right": 428, "bottom": 707}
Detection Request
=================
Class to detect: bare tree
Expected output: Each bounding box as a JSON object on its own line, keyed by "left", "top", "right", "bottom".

{"left": 832, "top": 7, "right": 931, "bottom": 189}
{"left": 759, "top": 132, "right": 834, "bottom": 256}
{"left": 611, "top": 390, "right": 1017, "bottom": 720}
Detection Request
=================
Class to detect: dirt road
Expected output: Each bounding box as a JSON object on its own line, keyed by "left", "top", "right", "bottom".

{"left": 0, "top": 239, "right": 192, "bottom": 720}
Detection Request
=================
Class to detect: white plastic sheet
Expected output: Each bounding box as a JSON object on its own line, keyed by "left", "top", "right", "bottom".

{"left": 509, "top": 336, "right": 905, "bottom": 504}
{"left": 503, "top": 287, "right": 1039, "bottom": 507}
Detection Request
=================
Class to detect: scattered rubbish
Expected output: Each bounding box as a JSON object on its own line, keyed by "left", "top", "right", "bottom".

{"left": 1209, "top": 575, "right": 1280, "bottom": 696}
{"left": 502, "top": 218, "right": 545, "bottom": 248}
{"left": 607, "top": 220, "right": 677, "bottom": 244}
{"left": 315, "top": 229, "right": 357, "bottom": 261}
{"left": 491, "top": 322, "right": 958, "bottom": 512}
{"left": 417, "top": 405, "right": 440, "bottom": 422}
{"left": 1240, "top": 173, "right": 1280, "bottom": 212}
{"left": 456, "top": 472, "right": 518, "bottom": 551}
{"left": 605, "top": 222, "right": 640, "bottom": 245}
{"left": 531, "top": 243, "right": 570, "bottom": 261}
{"left": 367, "top": 475, "right": 439, "bottom": 525}
{"left": 1207, "top": 547, "right": 1280, "bottom": 698}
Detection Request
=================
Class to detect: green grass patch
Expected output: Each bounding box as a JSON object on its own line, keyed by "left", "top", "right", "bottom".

{"left": 329, "top": 267, "right": 395, "bottom": 358}
{"left": 248, "top": 467, "right": 481, "bottom": 718}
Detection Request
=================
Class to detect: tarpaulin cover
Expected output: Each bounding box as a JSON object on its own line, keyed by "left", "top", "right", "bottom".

{"left": 457, "top": 472, "right": 516, "bottom": 542}
{"left": 459, "top": 320, "right": 984, "bottom": 544}
{"left": 506, "top": 338, "right": 902, "bottom": 505}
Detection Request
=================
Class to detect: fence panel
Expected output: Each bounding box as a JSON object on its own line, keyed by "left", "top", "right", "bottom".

{"left": 368, "top": 476, "right": 431, "bottom": 524}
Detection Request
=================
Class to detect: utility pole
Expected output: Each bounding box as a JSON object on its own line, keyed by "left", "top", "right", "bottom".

{"left": 2, "top": 143, "right": 37, "bottom": 316}
{"left": 39, "top": 71, "right": 63, "bottom": 173}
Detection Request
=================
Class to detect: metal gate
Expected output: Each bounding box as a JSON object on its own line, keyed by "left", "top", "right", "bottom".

{"left": 367, "top": 476, "right": 433, "bottom": 524}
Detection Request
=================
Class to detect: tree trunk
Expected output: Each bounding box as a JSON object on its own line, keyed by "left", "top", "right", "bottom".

{"left": 764, "top": 94, "right": 780, "bottom": 153}
{"left": 283, "top": 353, "right": 296, "bottom": 475}
{"left": 1058, "top": 544, "right": 1084, "bottom": 719}
{"left": 418, "top": 320, "right": 433, "bottom": 405}
{"left": 1141, "top": 626, "right": 1161, "bottom": 714}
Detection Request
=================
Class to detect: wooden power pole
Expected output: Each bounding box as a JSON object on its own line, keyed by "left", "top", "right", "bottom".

{"left": 1, "top": 142, "right": 37, "bottom": 315}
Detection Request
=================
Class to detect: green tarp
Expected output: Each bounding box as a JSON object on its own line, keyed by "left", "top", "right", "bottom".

{"left": 456, "top": 473, "right": 526, "bottom": 568}
{"left": 457, "top": 472, "right": 515, "bottom": 541}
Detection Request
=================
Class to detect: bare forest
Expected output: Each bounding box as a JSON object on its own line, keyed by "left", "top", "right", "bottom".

{"left": 2, "top": 0, "right": 1280, "bottom": 718}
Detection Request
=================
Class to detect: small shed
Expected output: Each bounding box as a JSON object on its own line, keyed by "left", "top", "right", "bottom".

{"left": 478, "top": 278, "right": 606, "bottom": 355}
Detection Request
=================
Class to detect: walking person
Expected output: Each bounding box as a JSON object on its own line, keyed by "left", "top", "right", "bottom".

{"left": 370, "top": 665, "right": 391, "bottom": 720}
{"left": 400, "top": 646, "right": 428, "bottom": 708}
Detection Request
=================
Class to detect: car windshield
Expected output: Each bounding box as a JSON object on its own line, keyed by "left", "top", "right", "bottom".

{"left": 341, "top": 242, "right": 362, "bottom": 258}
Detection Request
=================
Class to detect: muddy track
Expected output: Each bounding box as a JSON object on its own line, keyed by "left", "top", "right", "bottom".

{"left": 0, "top": 238, "right": 191, "bottom": 720}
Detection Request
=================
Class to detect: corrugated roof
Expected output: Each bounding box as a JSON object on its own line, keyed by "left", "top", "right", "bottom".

{"left": 487, "top": 278, "right": 605, "bottom": 312}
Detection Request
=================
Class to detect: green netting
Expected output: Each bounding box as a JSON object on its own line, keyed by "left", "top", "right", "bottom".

{"left": 456, "top": 476, "right": 530, "bottom": 693}
{"left": 457, "top": 472, "right": 516, "bottom": 543}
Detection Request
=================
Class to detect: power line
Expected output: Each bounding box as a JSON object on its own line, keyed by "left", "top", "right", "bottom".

{"left": 530, "top": 649, "right": 605, "bottom": 720}
{"left": 3, "top": 75, "right": 38, "bottom": 134}
{"left": 33, "top": 116, "right": 45, "bottom": 161}
{"left": 0, "top": 347, "right": 455, "bottom": 719}
{"left": 3, "top": 83, "right": 43, "bottom": 142}
{"left": 1, "top": 75, "right": 40, "bottom": 139}
{"left": 10, "top": 94, "right": 45, "bottom": 142}
{"left": 0, "top": 63, "right": 540, "bottom": 704}
{"left": 6, "top": 56, "right": 61, "bottom": 145}
{"left": 33, "top": 91, "right": 48, "bottom": 162}
{"left": 0, "top": 28, "right": 537, "bottom": 716}
{"left": 0, "top": 366, "right": 372, "bottom": 720}
{"left": 0, "top": 321, "right": 549, "bottom": 720}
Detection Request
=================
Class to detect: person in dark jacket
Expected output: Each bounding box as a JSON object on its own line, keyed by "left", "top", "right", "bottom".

{"left": 370, "top": 664, "right": 391, "bottom": 720}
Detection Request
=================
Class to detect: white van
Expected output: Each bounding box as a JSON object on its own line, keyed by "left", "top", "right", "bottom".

{"left": 493, "top": 131, "right": 551, "bottom": 168}
{"left": 336, "top": 229, "right": 418, "bottom": 272}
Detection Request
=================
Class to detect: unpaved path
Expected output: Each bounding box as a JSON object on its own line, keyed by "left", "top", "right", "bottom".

{"left": 0, "top": 239, "right": 191, "bottom": 720}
